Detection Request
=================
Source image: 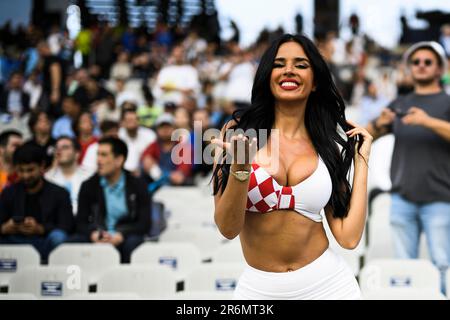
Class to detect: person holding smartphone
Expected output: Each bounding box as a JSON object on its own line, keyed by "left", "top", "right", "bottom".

{"left": 0, "top": 143, "right": 74, "bottom": 262}
{"left": 366, "top": 41, "right": 450, "bottom": 294}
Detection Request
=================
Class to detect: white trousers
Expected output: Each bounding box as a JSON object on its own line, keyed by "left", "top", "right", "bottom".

{"left": 233, "top": 247, "right": 361, "bottom": 300}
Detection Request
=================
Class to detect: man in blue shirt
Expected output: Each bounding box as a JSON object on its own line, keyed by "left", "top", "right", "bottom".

{"left": 72, "top": 137, "right": 151, "bottom": 263}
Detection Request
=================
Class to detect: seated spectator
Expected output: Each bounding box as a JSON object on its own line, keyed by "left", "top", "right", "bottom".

{"left": 72, "top": 137, "right": 151, "bottom": 263}
{"left": 0, "top": 143, "right": 74, "bottom": 261}
{"left": 141, "top": 113, "right": 192, "bottom": 191}
{"left": 82, "top": 120, "right": 120, "bottom": 171}
{"left": 0, "top": 130, "right": 23, "bottom": 193}
{"left": 52, "top": 95, "right": 82, "bottom": 139}
{"left": 45, "top": 136, "right": 94, "bottom": 215}
{"left": 0, "top": 71, "right": 31, "bottom": 117}
{"left": 72, "top": 111, "right": 99, "bottom": 164}
{"left": 26, "top": 111, "right": 55, "bottom": 169}
{"left": 119, "top": 107, "right": 156, "bottom": 174}
{"left": 191, "top": 108, "right": 213, "bottom": 177}
{"left": 110, "top": 51, "right": 132, "bottom": 80}
{"left": 95, "top": 92, "right": 121, "bottom": 123}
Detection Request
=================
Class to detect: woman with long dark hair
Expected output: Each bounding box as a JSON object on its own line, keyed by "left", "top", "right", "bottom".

{"left": 212, "top": 34, "right": 372, "bottom": 299}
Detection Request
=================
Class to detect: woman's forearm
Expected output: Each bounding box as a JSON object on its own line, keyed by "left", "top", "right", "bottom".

{"left": 342, "top": 156, "right": 369, "bottom": 247}
{"left": 214, "top": 166, "right": 250, "bottom": 239}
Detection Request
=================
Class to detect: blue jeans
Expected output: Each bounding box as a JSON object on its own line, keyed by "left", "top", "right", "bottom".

{"left": 390, "top": 193, "right": 450, "bottom": 294}
{"left": 0, "top": 229, "right": 68, "bottom": 262}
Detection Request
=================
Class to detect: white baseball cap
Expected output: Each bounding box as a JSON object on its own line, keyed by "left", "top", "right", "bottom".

{"left": 403, "top": 41, "right": 448, "bottom": 71}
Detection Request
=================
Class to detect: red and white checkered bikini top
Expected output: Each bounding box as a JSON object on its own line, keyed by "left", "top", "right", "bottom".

{"left": 246, "top": 155, "right": 332, "bottom": 222}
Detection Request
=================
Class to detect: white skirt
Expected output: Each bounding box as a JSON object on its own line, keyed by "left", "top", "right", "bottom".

{"left": 233, "top": 247, "right": 361, "bottom": 300}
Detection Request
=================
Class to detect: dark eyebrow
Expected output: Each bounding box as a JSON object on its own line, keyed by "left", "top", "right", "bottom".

{"left": 274, "top": 57, "right": 310, "bottom": 63}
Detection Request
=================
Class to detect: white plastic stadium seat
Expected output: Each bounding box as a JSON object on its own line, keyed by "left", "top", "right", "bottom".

{"left": 212, "top": 240, "right": 246, "bottom": 265}
{"left": 65, "top": 292, "right": 141, "bottom": 300}
{"left": 170, "top": 291, "right": 233, "bottom": 300}
{"left": 184, "top": 263, "right": 244, "bottom": 292}
{"left": 0, "top": 293, "right": 38, "bottom": 300}
{"left": 48, "top": 243, "right": 120, "bottom": 284}
{"left": 0, "top": 245, "right": 40, "bottom": 287}
{"left": 359, "top": 259, "right": 440, "bottom": 294}
{"left": 363, "top": 288, "right": 446, "bottom": 300}
{"left": 131, "top": 242, "right": 201, "bottom": 281}
{"left": 159, "top": 226, "right": 226, "bottom": 261}
{"left": 8, "top": 266, "right": 88, "bottom": 299}
{"left": 97, "top": 265, "right": 177, "bottom": 299}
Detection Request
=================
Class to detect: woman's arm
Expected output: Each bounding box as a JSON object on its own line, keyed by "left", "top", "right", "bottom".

{"left": 326, "top": 121, "right": 373, "bottom": 249}
{"left": 213, "top": 123, "right": 257, "bottom": 239}
{"left": 325, "top": 156, "right": 368, "bottom": 249}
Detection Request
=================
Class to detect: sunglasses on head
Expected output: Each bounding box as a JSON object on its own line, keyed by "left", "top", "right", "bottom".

{"left": 410, "top": 58, "right": 434, "bottom": 67}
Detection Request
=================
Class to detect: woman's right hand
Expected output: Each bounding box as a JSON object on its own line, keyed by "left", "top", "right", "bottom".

{"left": 211, "top": 134, "right": 258, "bottom": 171}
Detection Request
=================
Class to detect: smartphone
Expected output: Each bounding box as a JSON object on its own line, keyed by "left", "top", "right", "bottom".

{"left": 12, "top": 216, "right": 24, "bottom": 224}
{"left": 392, "top": 108, "right": 409, "bottom": 118}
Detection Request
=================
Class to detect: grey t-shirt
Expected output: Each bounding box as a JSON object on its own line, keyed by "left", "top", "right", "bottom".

{"left": 387, "top": 91, "right": 450, "bottom": 203}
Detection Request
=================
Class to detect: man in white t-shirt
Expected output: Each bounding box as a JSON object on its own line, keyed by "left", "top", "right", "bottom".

{"left": 45, "top": 136, "right": 94, "bottom": 215}
{"left": 82, "top": 120, "right": 120, "bottom": 171}
{"left": 118, "top": 108, "right": 156, "bottom": 174}
{"left": 152, "top": 45, "right": 201, "bottom": 107}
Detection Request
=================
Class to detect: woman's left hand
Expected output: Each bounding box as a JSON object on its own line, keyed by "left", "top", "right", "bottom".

{"left": 345, "top": 119, "right": 373, "bottom": 162}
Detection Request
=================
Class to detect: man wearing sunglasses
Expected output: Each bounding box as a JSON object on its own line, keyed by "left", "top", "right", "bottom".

{"left": 366, "top": 41, "right": 450, "bottom": 294}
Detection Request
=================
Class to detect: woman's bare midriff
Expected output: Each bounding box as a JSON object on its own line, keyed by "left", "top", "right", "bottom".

{"left": 240, "top": 210, "right": 330, "bottom": 273}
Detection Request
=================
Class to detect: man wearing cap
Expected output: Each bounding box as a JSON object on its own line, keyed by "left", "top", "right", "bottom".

{"left": 367, "top": 41, "right": 450, "bottom": 293}
{"left": 141, "top": 112, "right": 192, "bottom": 191}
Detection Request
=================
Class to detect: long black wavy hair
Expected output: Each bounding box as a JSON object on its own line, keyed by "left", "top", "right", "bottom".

{"left": 212, "top": 34, "right": 362, "bottom": 219}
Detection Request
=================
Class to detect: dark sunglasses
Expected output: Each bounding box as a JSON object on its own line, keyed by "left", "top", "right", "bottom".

{"left": 411, "top": 58, "right": 434, "bottom": 67}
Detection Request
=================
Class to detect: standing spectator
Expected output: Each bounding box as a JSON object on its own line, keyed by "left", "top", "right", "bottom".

{"left": 366, "top": 41, "right": 450, "bottom": 294}
{"left": 45, "top": 136, "right": 93, "bottom": 215}
{"left": 119, "top": 107, "right": 156, "bottom": 174}
{"left": 26, "top": 111, "right": 55, "bottom": 169}
{"left": 0, "top": 71, "right": 30, "bottom": 117}
{"left": 72, "top": 111, "right": 98, "bottom": 164}
{"left": 73, "top": 137, "right": 151, "bottom": 263}
{"left": 0, "top": 143, "right": 73, "bottom": 261}
{"left": 37, "top": 41, "right": 66, "bottom": 118}
{"left": 0, "top": 130, "right": 23, "bottom": 193}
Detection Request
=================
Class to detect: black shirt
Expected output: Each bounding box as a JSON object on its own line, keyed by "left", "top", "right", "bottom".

{"left": 25, "top": 191, "right": 42, "bottom": 223}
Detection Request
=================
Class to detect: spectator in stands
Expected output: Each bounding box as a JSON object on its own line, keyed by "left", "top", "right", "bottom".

{"left": 119, "top": 107, "right": 156, "bottom": 174}
{"left": 110, "top": 51, "right": 132, "bottom": 80}
{"left": 45, "top": 136, "right": 94, "bottom": 215}
{"left": 367, "top": 41, "right": 450, "bottom": 294}
{"left": 0, "top": 130, "right": 23, "bottom": 193}
{"left": 0, "top": 143, "right": 74, "bottom": 261}
{"left": 153, "top": 45, "right": 201, "bottom": 107}
{"left": 96, "top": 92, "right": 121, "bottom": 124}
{"left": 37, "top": 41, "right": 66, "bottom": 118}
{"left": 141, "top": 113, "right": 192, "bottom": 190}
{"left": 52, "top": 95, "right": 82, "bottom": 139}
{"left": 191, "top": 108, "right": 213, "bottom": 177}
{"left": 0, "top": 71, "right": 30, "bottom": 117}
{"left": 82, "top": 120, "right": 120, "bottom": 171}
{"left": 26, "top": 111, "right": 55, "bottom": 169}
{"left": 357, "top": 79, "right": 390, "bottom": 126}
{"left": 73, "top": 137, "right": 151, "bottom": 263}
{"left": 72, "top": 111, "right": 99, "bottom": 164}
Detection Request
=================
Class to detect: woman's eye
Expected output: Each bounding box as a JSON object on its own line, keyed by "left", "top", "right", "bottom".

{"left": 273, "top": 63, "right": 283, "bottom": 68}
{"left": 296, "top": 64, "right": 309, "bottom": 69}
